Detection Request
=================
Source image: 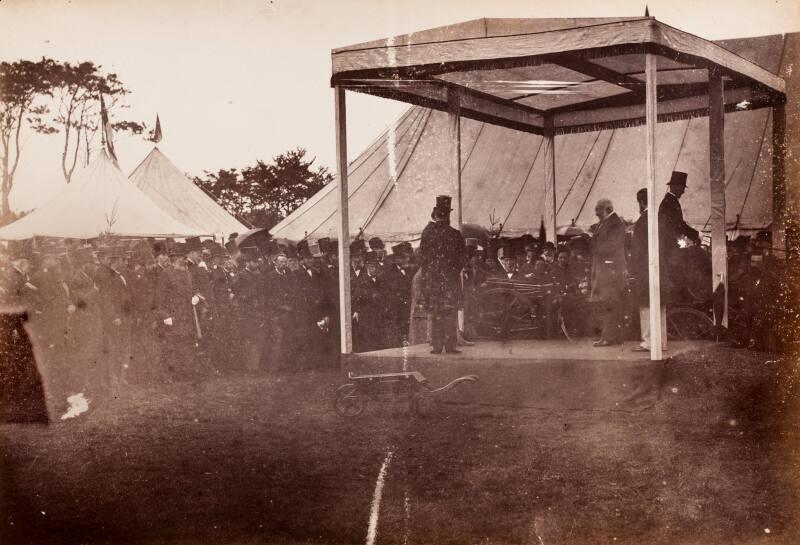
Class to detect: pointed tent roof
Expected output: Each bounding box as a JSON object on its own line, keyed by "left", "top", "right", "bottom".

{"left": 272, "top": 32, "right": 794, "bottom": 242}
{"left": 129, "top": 147, "right": 247, "bottom": 237}
{"left": 0, "top": 150, "right": 207, "bottom": 240}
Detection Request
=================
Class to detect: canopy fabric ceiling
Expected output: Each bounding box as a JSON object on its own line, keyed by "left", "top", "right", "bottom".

{"left": 332, "top": 17, "right": 786, "bottom": 135}
{"left": 0, "top": 151, "right": 207, "bottom": 240}
{"left": 271, "top": 32, "right": 794, "bottom": 243}
{"left": 129, "top": 147, "right": 248, "bottom": 238}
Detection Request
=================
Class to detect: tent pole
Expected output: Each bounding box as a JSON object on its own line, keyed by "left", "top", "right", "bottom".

{"left": 709, "top": 70, "right": 728, "bottom": 328}
{"left": 335, "top": 86, "right": 353, "bottom": 358}
{"left": 543, "top": 116, "right": 557, "bottom": 243}
{"left": 448, "top": 88, "right": 462, "bottom": 229}
{"left": 772, "top": 104, "right": 786, "bottom": 253}
{"left": 645, "top": 51, "right": 663, "bottom": 361}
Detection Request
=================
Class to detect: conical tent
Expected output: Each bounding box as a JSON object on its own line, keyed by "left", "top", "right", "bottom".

{"left": 0, "top": 150, "right": 206, "bottom": 240}
{"left": 271, "top": 32, "right": 792, "bottom": 243}
{"left": 129, "top": 147, "right": 247, "bottom": 237}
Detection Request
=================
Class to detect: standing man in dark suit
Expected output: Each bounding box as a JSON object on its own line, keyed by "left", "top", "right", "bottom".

{"left": 589, "top": 198, "right": 627, "bottom": 346}
{"left": 95, "top": 247, "right": 133, "bottom": 398}
{"left": 419, "top": 195, "right": 465, "bottom": 355}
{"left": 630, "top": 188, "right": 668, "bottom": 352}
{"left": 383, "top": 242, "right": 413, "bottom": 348}
{"left": 659, "top": 171, "right": 700, "bottom": 295}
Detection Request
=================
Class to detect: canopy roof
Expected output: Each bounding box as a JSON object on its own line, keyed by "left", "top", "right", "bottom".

{"left": 273, "top": 32, "right": 794, "bottom": 242}
{"left": 0, "top": 151, "right": 207, "bottom": 240}
{"left": 129, "top": 147, "right": 248, "bottom": 237}
{"left": 332, "top": 17, "right": 786, "bottom": 135}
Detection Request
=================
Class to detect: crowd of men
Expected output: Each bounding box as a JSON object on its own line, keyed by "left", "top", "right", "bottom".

{"left": 0, "top": 172, "right": 791, "bottom": 414}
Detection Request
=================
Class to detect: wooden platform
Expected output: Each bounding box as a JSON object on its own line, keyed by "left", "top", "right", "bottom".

{"left": 345, "top": 340, "right": 714, "bottom": 411}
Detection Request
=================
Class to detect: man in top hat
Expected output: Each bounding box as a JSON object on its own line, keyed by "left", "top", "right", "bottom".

{"left": 589, "top": 198, "right": 627, "bottom": 346}
{"left": 352, "top": 250, "right": 387, "bottom": 352}
{"left": 419, "top": 195, "right": 466, "bottom": 354}
{"left": 659, "top": 171, "right": 700, "bottom": 289}
{"left": 629, "top": 188, "right": 668, "bottom": 352}
{"left": 154, "top": 245, "right": 200, "bottom": 380}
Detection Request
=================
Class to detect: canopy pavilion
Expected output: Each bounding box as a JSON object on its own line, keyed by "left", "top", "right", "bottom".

{"left": 330, "top": 16, "right": 787, "bottom": 361}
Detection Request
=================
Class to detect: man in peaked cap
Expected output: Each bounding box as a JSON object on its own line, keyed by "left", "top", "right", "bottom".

{"left": 659, "top": 170, "right": 700, "bottom": 298}
{"left": 419, "top": 195, "right": 466, "bottom": 354}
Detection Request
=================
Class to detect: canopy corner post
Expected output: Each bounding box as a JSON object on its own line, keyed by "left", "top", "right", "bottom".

{"left": 771, "top": 103, "right": 786, "bottom": 253}
{"left": 645, "top": 51, "right": 663, "bottom": 362}
{"left": 335, "top": 85, "right": 353, "bottom": 359}
{"left": 709, "top": 68, "right": 728, "bottom": 328}
{"left": 543, "top": 116, "right": 557, "bottom": 243}
{"left": 448, "top": 87, "right": 463, "bottom": 229}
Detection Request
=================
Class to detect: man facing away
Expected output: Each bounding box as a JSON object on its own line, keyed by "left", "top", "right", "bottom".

{"left": 630, "top": 188, "right": 668, "bottom": 352}
{"left": 419, "top": 195, "right": 466, "bottom": 354}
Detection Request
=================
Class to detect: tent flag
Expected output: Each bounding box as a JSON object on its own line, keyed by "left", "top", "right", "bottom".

{"left": 99, "top": 93, "right": 117, "bottom": 164}
{"left": 151, "top": 114, "right": 163, "bottom": 143}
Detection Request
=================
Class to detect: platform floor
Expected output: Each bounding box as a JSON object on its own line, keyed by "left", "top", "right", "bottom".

{"left": 345, "top": 339, "right": 715, "bottom": 412}
{"left": 358, "top": 339, "right": 712, "bottom": 363}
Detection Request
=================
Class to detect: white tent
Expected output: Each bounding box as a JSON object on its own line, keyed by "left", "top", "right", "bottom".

{"left": 0, "top": 150, "right": 207, "bottom": 240}
{"left": 129, "top": 147, "right": 247, "bottom": 238}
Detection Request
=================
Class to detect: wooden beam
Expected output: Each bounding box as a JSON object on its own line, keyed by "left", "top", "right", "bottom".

{"left": 334, "top": 86, "right": 353, "bottom": 356}
{"left": 448, "top": 88, "right": 463, "bottom": 229}
{"left": 542, "top": 53, "right": 642, "bottom": 90}
{"left": 645, "top": 52, "right": 663, "bottom": 361}
{"left": 542, "top": 117, "right": 557, "bottom": 243}
{"left": 772, "top": 104, "right": 786, "bottom": 253}
{"left": 708, "top": 69, "right": 727, "bottom": 328}
{"left": 553, "top": 85, "right": 758, "bottom": 130}
{"left": 342, "top": 79, "right": 544, "bottom": 134}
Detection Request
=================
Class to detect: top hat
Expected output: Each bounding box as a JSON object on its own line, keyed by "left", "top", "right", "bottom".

{"left": 185, "top": 237, "right": 203, "bottom": 252}
{"left": 434, "top": 195, "right": 452, "bottom": 212}
{"left": 368, "top": 236, "right": 385, "bottom": 250}
{"left": 391, "top": 241, "right": 413, "bottom": 257}
{"left": 667, "top": 171, "right": 688, "bottom": 187}
{"left": 317, "top": 237, "right": 333, "bottom": 254}
{"left": 297, "top": 239, "right": 311, "bottom": 259}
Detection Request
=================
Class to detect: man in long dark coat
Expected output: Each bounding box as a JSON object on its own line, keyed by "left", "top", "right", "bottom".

{"left": 155, "top": 247, "right": 199, "bottom": 380}
{"left": 630, "top": 188, "right": 668, "bottom": 352}
{"left": 94, "top": 247, "right": 133, "bottom": 398}
{"left": 419, "top": 195, "right": 465, "bottom": 354}
{"left": 658, "top": 171, "right": 700, "bottom": 297}
{"left": 231, "top": 247, "right": 266, "bottom": 372}
{"left": 589, "top": 198, "right": 627, "bottom": 346}
{"left": 382, "top": 242, "right": 413, "bottom": 348}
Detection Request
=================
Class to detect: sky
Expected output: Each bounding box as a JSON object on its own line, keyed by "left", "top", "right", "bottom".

{"left": 1, "top": 0, "right": 798, "bottom": 212}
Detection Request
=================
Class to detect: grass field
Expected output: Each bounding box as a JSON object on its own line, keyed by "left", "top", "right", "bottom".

{"left": 1, "top": 345, "right": 798, "bottom": 545}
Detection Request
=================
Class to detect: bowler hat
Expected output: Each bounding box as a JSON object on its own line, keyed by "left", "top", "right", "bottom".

{"left": 667, "top": 171, "right": 688, "bottom": 187}
{"left": 368, "top": 236, "right": 385, "bottom": 250}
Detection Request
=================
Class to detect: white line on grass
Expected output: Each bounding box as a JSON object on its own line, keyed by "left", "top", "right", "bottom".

{"left": 366, "top": 448, "right": 393, "bottom": 545}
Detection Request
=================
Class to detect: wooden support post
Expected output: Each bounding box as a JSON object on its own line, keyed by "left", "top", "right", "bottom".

{"left": 448, "top": 88, "right": 462, "bottom": 229}
{"left": 645, "top": 52, "right": 663, "bottom": 361}
{"left": 335, "top": 86, "right": 352, "bottom": 356}
{"left": 772, "top": 104, "right": 786, "bottom": 253}
{"left": 709, "top": 70, "right": 728, "bottom": 327}
{"left": 542, "top": 117, "right": 557, "bottom": 243}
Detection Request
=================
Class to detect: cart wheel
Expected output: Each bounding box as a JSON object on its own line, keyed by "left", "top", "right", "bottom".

{"left": 666, "top": 307, "right": 715, "bottom": 340}
{"left": 334, "top": 384, "right": 365, "bottom": 417}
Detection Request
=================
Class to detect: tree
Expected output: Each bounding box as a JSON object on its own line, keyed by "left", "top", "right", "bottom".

{"left": 194, "top": 148, "right": 333, "bottom": 229}
{"left": 0, "top": 58, "right": 57, "bottom": 217}
{"left": 48, "top": 61, "right": 144, "bottom": 183}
